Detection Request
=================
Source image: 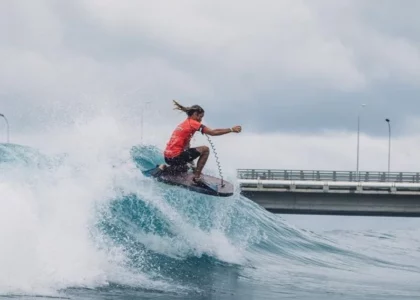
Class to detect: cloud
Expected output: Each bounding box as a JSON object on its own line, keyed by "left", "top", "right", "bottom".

{"left": 78, "top": 0, "right": 366, "bottom": 90}
{"left": 0, "top": 0, "right": 419, "bottom": 136}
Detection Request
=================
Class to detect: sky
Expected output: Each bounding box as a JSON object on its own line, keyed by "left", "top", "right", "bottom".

{"left": 1, "top": 0, "right": 420, "bottom": 175}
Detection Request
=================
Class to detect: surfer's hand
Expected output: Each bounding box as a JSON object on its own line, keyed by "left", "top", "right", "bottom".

{"left": 231, "top": 126, "right": 242, "bottom": 133}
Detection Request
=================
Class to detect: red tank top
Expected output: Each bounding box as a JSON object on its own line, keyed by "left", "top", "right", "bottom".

{"left": 164, "top": 118, "right": 204, "bottom": 158}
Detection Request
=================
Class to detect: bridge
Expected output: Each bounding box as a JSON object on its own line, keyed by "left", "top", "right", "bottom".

{"left": 237, "top": 169, "right": 420, "bottom": 217}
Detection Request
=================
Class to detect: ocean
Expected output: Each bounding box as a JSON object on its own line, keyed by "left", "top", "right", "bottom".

{"left": 1, "top": 142, "right": 420, "bottom": 300}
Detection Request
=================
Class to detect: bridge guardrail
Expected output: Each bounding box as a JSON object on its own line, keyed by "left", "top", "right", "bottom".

{"left": 237, "top": 169, "right": 420, "bottom": 183}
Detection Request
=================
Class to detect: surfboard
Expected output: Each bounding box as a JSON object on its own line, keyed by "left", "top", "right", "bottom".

{"left": 142, "top": 165, "right": 234, "bottom": 197}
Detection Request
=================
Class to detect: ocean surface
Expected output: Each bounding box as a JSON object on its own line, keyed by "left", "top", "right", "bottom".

{"left": 1, "top": 142, "right": 420, "bottom": 300}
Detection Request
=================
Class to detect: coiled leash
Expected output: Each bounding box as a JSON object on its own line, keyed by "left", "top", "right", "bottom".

{"left": 188, "top": 118, "right": 225, "bottom": 187}
{"left": 205, "top": 134, "right": 225, "bottom": 187}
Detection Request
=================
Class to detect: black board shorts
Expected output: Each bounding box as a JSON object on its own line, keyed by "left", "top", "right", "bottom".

{"left": 165, "top": 148, "right": 201, "bottom": 166}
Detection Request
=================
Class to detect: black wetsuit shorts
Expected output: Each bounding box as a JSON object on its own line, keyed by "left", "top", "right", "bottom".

{"left": 165, "top": 148, "right": 201, "bottom": 166}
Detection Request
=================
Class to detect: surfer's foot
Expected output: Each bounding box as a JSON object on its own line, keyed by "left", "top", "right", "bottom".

{"left": 192, "top": 176, "right": 203, "bottom": 185}
{"left": 158, "top": 164, "right": 167, "bottom": 170}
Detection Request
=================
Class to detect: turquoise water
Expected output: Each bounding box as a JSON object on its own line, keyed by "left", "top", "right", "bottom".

{"left": 1, "top": 143, "right": 420, "bottom": 299}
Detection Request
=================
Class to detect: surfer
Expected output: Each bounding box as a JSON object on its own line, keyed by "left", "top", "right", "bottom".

{"left": 161, "top": 100, "right": 241, "bottom": 184}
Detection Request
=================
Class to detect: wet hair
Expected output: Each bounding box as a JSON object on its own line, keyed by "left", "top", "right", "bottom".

{"left": 172, "top": 100, "right": 204, "bottom": 117}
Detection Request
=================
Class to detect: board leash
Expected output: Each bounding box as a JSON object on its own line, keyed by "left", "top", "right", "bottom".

{"left": 205, "top": 134, "right": 225, "bottom": 187}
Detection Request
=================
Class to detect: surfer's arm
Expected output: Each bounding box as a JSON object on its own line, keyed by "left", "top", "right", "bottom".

{"left": 202, "top": 127, "right": 234, "bottom": 136}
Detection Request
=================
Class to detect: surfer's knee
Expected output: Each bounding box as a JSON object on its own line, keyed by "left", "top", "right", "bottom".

{"left": 198, "top": 146, "right": 209, "bottom": 154}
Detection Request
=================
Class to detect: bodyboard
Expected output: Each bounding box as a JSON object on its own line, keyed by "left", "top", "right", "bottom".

{"left": 142, "top": 166, "right": 234, "bottom": 197}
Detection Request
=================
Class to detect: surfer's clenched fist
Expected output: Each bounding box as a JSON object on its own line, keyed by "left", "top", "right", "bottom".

{"left": 231, "top": 126, "right": 242, "bottom": 133}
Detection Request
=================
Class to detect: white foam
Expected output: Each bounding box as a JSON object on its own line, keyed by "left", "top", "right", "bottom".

{"left": 0, "top": 114, "right": 249, "bottom": 295}
{"left": 0, "top": 115, "right": 185, "bottom": 295}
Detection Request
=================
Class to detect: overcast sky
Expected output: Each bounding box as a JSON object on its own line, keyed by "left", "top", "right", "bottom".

{"left": 1, "top": 0, "right": 420, "bottom": 175}
{"left": 1, "top": 0, "right": 420, "bottom": 135}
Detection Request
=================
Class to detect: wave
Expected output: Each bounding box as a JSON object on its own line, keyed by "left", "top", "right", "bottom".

{"left": 1, "top": 142, "right": 420, "bottom": 298}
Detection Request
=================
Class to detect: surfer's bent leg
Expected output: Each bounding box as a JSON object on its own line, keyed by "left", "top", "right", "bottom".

{"left": 193, "top": 146, "right": 209, "bottom": 180}
{"left": 164, "top": 148, "right": 201, "bottom": 173}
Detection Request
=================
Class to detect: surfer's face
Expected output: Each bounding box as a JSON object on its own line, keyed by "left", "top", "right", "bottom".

{"left": 192, "top": 111, "right": 204, "bottom": 122}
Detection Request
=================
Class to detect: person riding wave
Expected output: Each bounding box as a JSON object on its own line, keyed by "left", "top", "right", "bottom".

{"left": 161, "top": 100, "right": 242, "bottom": 184}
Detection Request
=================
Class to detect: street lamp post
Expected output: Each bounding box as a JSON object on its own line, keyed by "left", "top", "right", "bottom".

{"left": 356, "top": 104, "right": 367, "bottom": 181}
{"left": 386, "top": 118, "right": 391, "bottom": 181}
{"left": 0, "top": 113, "right": 10, "bottom": 143}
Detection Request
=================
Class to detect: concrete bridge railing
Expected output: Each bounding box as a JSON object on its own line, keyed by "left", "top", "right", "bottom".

{"left": 236, "top": 169, "right": 420, "bottom": 216}
{"left": 237, "top": 169, "right": 420, "bottom": 183}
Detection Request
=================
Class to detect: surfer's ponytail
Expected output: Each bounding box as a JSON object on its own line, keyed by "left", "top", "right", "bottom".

{"left": 172, "top": 100, "right": 204, "bottom": 116}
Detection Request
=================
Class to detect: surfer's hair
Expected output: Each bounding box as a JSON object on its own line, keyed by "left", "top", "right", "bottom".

{"left": 172, "top": 100, "right": 204, "bottom": 116}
